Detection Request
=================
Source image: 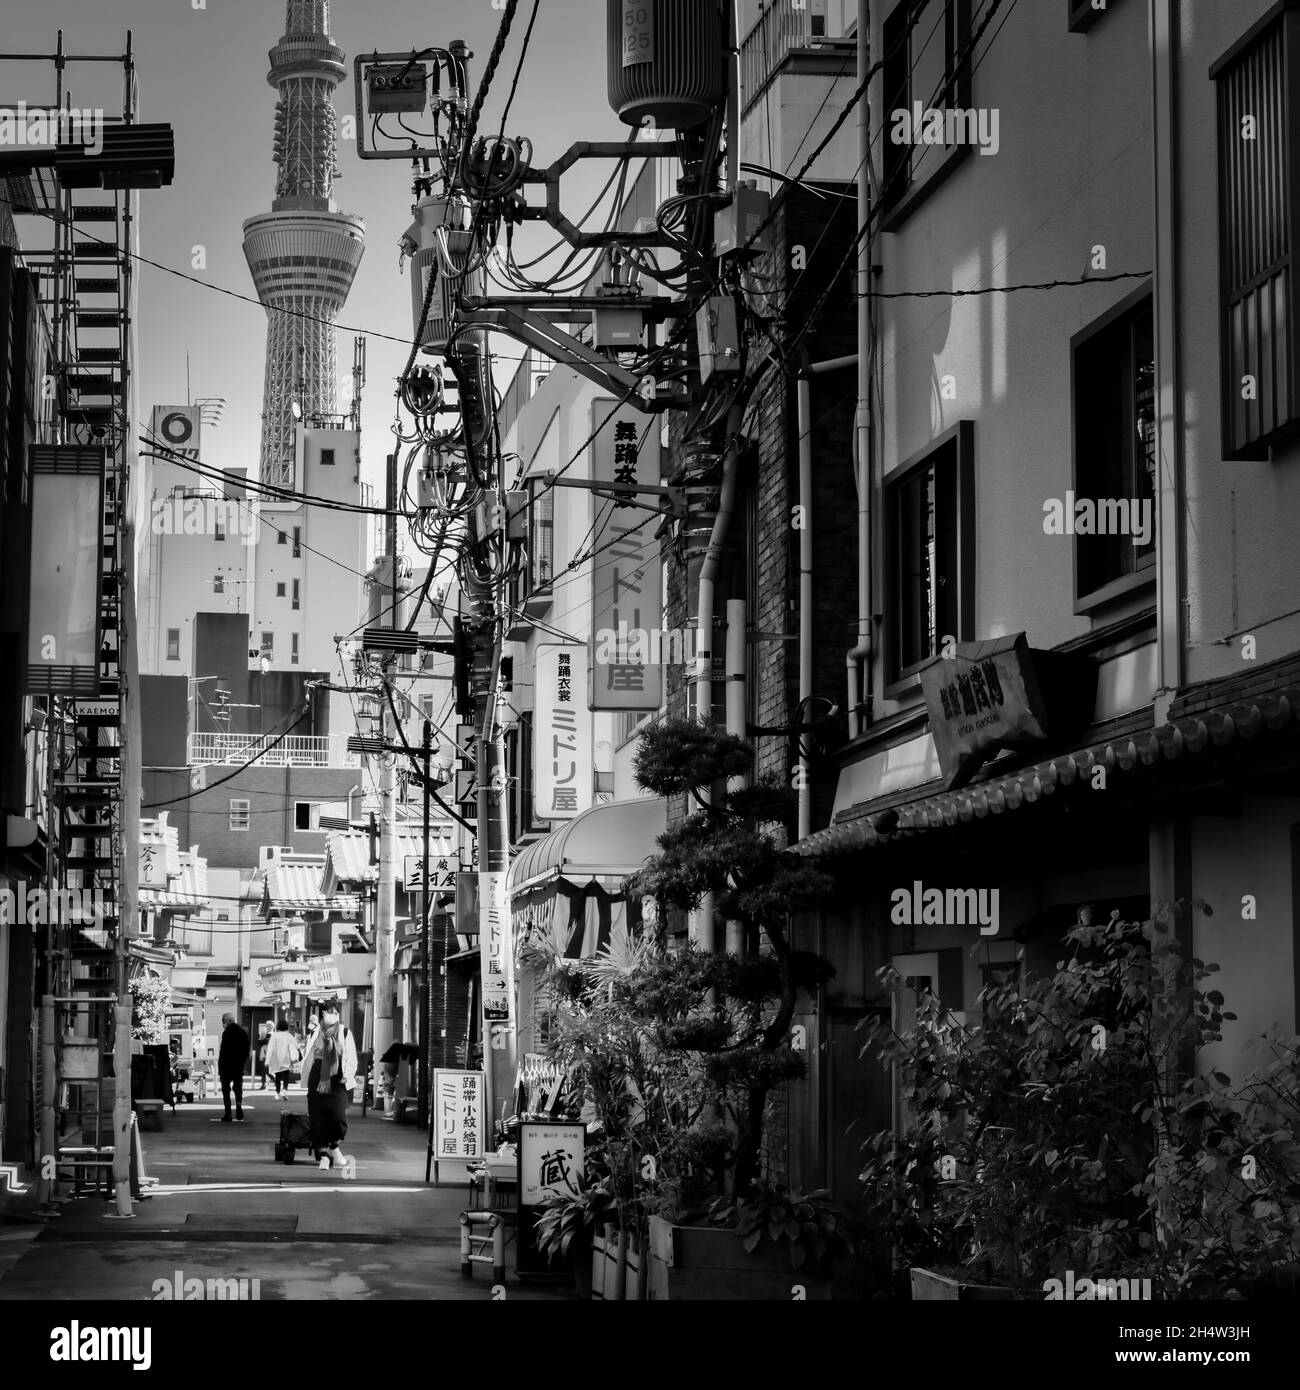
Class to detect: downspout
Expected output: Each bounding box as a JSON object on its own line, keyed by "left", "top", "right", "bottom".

{"left": 846, "top": 5, "right": 873, "bottom": 738}
{"left": 693, "top": 403, "right": 746, "bottom": 955}
{"left": 797, "top": 375, "right": 814, "bottom": 842}
{"left": 725, "top": 598, "right": 747, "bottom": 955}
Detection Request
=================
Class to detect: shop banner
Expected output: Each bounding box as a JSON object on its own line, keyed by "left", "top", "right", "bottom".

{"left": 479, "top": 868, "right": 511, "bottom": 1022}
{"left": 534, "top": 645, "right": 593, "bottom": 821}
{"left": 589, "top": 398, "right": 662, "bottom": 711}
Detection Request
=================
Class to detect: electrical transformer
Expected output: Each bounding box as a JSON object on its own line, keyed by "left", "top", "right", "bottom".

{"left": 403, "top": 194, "right": 480, "bottom": 355}
{"left": 607, "top": 0, "right": 726, "bottom": 131}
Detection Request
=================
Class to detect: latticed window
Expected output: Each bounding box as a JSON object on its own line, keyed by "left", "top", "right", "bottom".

{"left": 1212, "top": 8, "right": 1300, "bottom": 458}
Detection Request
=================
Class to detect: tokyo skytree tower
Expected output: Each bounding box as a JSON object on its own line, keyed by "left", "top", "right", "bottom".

{"left": 242, "top": 0, "right": 364, "bottom": 487}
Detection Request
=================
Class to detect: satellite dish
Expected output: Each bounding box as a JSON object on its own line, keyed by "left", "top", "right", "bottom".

{"left": 290, "top": 401, "right": 303, "bottom": 421}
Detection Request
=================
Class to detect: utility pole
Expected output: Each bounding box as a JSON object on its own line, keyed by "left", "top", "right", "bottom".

{"left": 372, "top": 451, "right": 399, "bottom": 1094}
{"left": 418, "top": 718, "right": 432, "bottom": 1128}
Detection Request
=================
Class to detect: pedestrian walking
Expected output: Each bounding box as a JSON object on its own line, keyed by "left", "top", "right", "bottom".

{"left": 257, "top": 1036, "right": 269, "bottom": 1090}
{"left": 218, "top": 1012, "right": 251, "bottom": 1122}
{"left": 298, "top": 1003, "right": 357, "bottom": 1177}
{"left": 265, "top": 1019, "right": 300, "bottom": 1099}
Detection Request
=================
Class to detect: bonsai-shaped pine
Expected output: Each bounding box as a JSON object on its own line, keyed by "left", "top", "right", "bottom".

{"left": 624, "top": 718, "right": 836, "bottom": 1197}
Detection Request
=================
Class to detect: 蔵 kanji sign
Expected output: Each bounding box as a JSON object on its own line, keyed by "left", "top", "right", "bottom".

{"left": 518, "top": 1121, "right": 587, "bottom": 1207}
{"left": 534, "top": 645, "right": 593, "bottom": 821}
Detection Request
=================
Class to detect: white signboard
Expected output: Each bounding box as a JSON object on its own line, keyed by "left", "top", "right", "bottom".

{"left": 403, "top": 853, "right": 457, "bottom": 893}
{"left": 433, "top": 1069, "right": 484, "bottom": 1161}
{"left": 258, "top": 966, "right": 315, "bottom": 993}
{"left": 139, "top": 842, "right": 169, "bottom": 889}
{"left": 534, "top": 645, "right": 593, "bottom": 821}
{"left": 479, "top": 869, "right": 511, "bottom": 1023}
{"left": 519, "top": 1121, "right": 587, "bottom": 1207}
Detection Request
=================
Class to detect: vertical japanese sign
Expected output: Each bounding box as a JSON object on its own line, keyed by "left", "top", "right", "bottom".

{"left": 433, "top": 1069, "right": 484, "bottom": 1161}
{"left": 479, "top": 869, "right": 511, "bottom": 1023}
{"left": 25, "top": 446, "right": 105, "bottom": 695}
{"left": 534, "top": 645, "right": 593, "bottom": 820}
{"left": 589, "top": 400, "right": 662, "bottom": 711}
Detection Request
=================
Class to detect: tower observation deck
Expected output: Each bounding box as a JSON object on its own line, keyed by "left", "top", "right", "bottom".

{"left": 242, "top": 0, "right": 364, "bottom": 487}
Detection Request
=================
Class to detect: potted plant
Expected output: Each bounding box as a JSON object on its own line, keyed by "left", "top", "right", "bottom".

{"left": 859, "top": 903, "right": 1300, "bottom": 1300}
{"left": 534, "top": 1176, "right": 619, "bottom": 1299}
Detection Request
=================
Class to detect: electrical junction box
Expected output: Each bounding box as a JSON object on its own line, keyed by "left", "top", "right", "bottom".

{"left": 714, "top": 182, "right": 772, "bottom": 258}
{"left": 696, "top": 297, "right": 741, "bottom": 384}
{"left": 593, "top": 305, "right": 644, "bottom": 349}
{"left": 417, "top": 468, "right": 439, "bottom": 509}
{"left": 367, "top": 63, "right": 428, "bottom": 114}
{"left": 504, "top": 491, "right": 529, "bottom": 544}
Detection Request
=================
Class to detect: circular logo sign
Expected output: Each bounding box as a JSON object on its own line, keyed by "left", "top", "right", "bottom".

{"left": 160, "top": 411, "right": 195, "bottom": 445}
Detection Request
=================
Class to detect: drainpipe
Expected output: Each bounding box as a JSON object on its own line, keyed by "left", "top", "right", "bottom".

{"left": 725, "top": 598, "right": 747, "bottom": 955}
{"left": 846, "top": 4, "right": 873, "bottom": 738}
{"left": 692, "top": 403, "right": 746, "bottom": 955}
{"left": 798, "top": 354, "right": 858, "bottom": 840}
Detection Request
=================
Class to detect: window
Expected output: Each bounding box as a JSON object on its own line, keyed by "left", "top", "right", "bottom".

{"left": 291, "top": 633, "right": 299, "bottom": 665}
{"left": 883, "top": 421, "right": 974, "bottom": 686}
{"left": 229, "top": 798, "right": 251, "bottom": 831}
{"left": 292, "top": 527, "right": 301, "bottom": 557}
{"left": 213, "top": 574, "right": 224, "bottom": 594}
{"left": 214, "top": 515, "right": 225, "bottom": 541}
{"left": 292, "top": 579, "right": 300, "bottom": 610}
{"left": 277, "top": 529, "right": 287, "bottom": 545}
{"left": 881, "top": 0, "right": 972, "bottom": 226}
{"left": 294, "top": 801, "right": 322, "bottom": 831}
{"left": 276, "top": 582, "right": 286, "bottom": 598}
{"left": 1212, "top": 7, "right": 1300, "bottom": 459}
{"left": 418, "top": 693, "right": 436, "bottom": 724}
{"left": 166, "top": 628, "right": 180, "bottom": 662}
{"left": 1071, "top": 290, "right": 1156, "bottom": 607}
{"left": 320, "top": 448, "right": 335, "bottom": 466}
{"left": 529, "top": 482, "right": 554, "bottom": 592}
{"left": 261, "top": 631, "right": 274, "bottom": 660}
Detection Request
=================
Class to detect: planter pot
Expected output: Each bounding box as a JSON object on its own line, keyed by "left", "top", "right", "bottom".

{"left": 573, "top": 1246, "right": 594, "bottom": 1300}
{"left": 592, "top": 1228, "right": 643, "bottom": 1300}
{"left": 646, "top": 1215, "right": 832, "bottom": 1301}
{"left": 910, "top": 1267, "right": 1015, "bottom": 1301}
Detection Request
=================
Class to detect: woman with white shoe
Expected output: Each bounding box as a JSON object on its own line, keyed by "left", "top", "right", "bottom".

{"left": 298, "top": 1003, "right": 357, "bottom": 1178}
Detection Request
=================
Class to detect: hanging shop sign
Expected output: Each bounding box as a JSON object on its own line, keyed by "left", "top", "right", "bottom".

{"left": 919, "top": 633, "right": 1098, "bottom": 789}
{"left": 403, "top": 853, "right": 457, "bottom": 893}
{"left": 534, "top": 645, "right": 593, "bottom": 821}
{"left": 589, "top": 398, "right": 662, "bottom": 711}
{"left": 25, "top": 445, "right": 105, "bottom": 696}
{"left": 138, "top": 841, "right": 169, "bottom": 889}
{"left": 479, "top": 869, "right": 511, "bottom": 1022}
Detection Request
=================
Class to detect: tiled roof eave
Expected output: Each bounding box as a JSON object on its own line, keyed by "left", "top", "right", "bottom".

{"left": 791, "top": 686, "right": 1300, "bottom": 859}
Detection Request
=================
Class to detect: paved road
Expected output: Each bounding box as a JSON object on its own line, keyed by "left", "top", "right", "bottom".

{"left": 0, "top": 1087, "right": 569, "bottom": 1302}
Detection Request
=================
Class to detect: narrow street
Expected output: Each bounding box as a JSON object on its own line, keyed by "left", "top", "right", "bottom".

{"left": 0, "top": 1092, "right": 566, "bottom": 1302}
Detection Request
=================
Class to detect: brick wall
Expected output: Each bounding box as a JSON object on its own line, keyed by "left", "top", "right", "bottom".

{"left": 657, "top": 183, "right": 860, "bottom": 1185}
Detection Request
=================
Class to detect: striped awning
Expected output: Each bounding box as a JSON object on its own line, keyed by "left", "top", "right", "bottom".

{"left": 260, "top": 858, "right": 361, "bottom": 915}
{"left": 321, "top": 824, "right": 455, "bottom": 893}
{"left": 793, "top": 683, "right": 1300, "bottom": 859}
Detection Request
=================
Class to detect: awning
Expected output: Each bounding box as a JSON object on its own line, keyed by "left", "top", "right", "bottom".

{"left": 508, "top": 796, "right": 666, "bottom": 897}
{"left": 509, "top": 797, "right": 666, "bottom": 962}
{"left": 793, "top": 680, "right": 1300, "bottom": 859}
{"left": 260, "top": 858, "right": 361, "bottom": 915}
{"left": 321, "top": 824, "right": 455, "bottom": 893}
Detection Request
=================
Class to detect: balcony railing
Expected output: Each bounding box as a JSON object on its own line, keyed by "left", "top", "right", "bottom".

{"left": 188, "top": 732, "right": 360, "bottom": 769}
{"left": 741, "top": 0, "right": 857, "bottom": 114}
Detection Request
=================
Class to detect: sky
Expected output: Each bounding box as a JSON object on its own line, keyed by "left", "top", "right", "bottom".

{"left": 1, "top": 0, "right": 635, "bottom": 508}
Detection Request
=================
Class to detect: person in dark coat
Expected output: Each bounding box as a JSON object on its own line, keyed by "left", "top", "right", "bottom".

{"left": 217, "top": 1012, "right": 251, "bottom": 1122}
